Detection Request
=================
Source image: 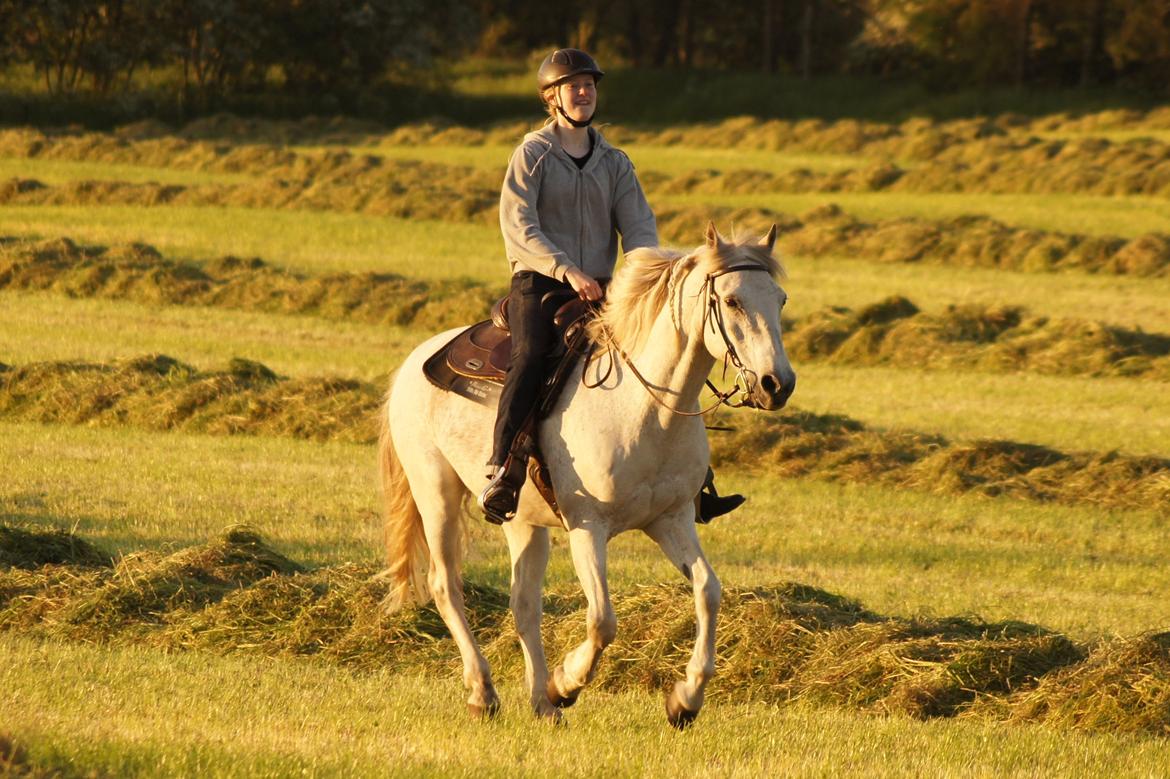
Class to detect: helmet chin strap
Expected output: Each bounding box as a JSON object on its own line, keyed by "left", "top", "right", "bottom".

{"left": 555, "top": 92, "right": 595, "bottom": 128}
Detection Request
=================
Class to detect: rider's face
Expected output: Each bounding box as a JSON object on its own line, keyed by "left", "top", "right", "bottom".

{"left": 552, "top": 75, "right": 596, "bottom": 123}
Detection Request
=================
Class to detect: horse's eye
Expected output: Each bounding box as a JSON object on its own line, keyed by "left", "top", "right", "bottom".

{"left": 723, "top": 296, "right": 740, "bottom": 310}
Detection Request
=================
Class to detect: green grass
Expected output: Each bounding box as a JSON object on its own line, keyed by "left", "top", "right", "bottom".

{"left": 0, "top": 205, "right": 503, "bottom": 278}
{"left": 354, "top": 142, "right": 873, "bottom": 175}
{"left": 663, "top": 190, "right": 1170, "bottom": 240}
{"left": 5, "top": 637, "right": 1166, "bottom": 778}
{"left": 0, "top": 290, "right": 414, "bottom": 383}
{"left": 784, "top": 252, "right": 1170, "bottom": 334}
{"left": 4, "top": 285, "right": 1167, "bottom": 456}
{"left": 0, "top": 156, "right": 255, "bottom": 186}
{"left": 788, "top": 363, "right": 1170, "bottom": 458}
{"left": 4, "top": 421, "right": 1167, "bottom": 639}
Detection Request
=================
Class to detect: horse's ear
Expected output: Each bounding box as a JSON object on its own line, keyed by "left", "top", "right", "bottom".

{"left": 761, "top": 224, "right": 778, "bottom": 252}
{"left": 705, "top": 221, "right": 722, "bottom": 249}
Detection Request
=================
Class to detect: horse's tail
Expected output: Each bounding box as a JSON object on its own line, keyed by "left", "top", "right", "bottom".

{"left": 377, "top": 391, "right": 431, "bottom": 612}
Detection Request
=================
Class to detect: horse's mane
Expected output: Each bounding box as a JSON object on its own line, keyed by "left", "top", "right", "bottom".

{"left": 589, "top": 234, "right": 785, "bottom": 355}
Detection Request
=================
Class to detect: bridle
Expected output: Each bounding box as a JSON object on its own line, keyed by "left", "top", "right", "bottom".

{"left": 585, "top": 263, "right": 775, "bottom": 418}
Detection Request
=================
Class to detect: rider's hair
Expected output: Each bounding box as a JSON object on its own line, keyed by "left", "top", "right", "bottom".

{"left": 540, "top": 85, "right": 558, "bottom": 120}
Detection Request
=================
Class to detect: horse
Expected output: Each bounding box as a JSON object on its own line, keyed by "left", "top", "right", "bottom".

{"left": 377, "top": 223, "right": 796, "bottom": 727}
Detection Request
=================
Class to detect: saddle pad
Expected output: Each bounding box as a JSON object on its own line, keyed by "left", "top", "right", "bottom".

{"left": 422, "top": 321, "right": 507, "bottom": 407}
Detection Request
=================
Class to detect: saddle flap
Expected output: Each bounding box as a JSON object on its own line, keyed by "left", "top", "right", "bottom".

{"left": 445, "top": 320, "right": 509, "bottom": 381}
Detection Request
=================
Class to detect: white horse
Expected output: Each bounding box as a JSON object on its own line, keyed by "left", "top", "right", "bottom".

{"left": 378, "top": 223, "right": 795, "bottom": 727}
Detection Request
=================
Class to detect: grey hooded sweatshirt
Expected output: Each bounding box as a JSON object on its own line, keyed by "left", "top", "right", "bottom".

{"left": 499, "top": 123, "right": 658, "bottom": 282}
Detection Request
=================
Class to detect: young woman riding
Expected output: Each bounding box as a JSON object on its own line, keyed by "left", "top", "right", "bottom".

{"left": 479, "top": 48, "right": 744, "bottom": 525}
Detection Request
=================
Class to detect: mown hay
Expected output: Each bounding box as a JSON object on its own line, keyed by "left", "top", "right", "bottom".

{"left": 0, "top": 526, "right": 112, "bottom": 570}
{"left": 783, "top": 296, "right": 1170, "bottom": 379}
{"left": 708, "top": 411, "right": 1170, "bottom": 516}
{"left": 0, "top": 236, "right": 499, "bottom": 330}
{"left": 6, "top": 527, "right": 1165, "bottom": 735}
{"left": 976, "top": 632, "right": 1170, "bottom": 735}
{"left": 652, "top": 204, "right": 1169, "bottom": 278}
{"left": 0, "top": 355, "right": 384, "bottom": 443}
{"left": 3, "top": 355, "right": 1168, "bottom": 515}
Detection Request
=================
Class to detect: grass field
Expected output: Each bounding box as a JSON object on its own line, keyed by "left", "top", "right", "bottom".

{"left": 3, "top": 101, "right": 1169, "bottom": 776}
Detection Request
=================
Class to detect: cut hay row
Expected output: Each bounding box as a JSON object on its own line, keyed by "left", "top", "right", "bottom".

{"left": 0, "top": 126, "right": 505, "bottom": 193}
{"left": 784, "top": 295, "right": 1170, "bottom": 381}
{"left": 15, "top": 105, "right": 1170, "bottom": 163}
{"left": 7, "top": 116, "right": 1170, "bottom": 200}
{"left": 645, "top": 139, "right": 1170, "bottom": 198}
{"left": 5, "top": 235, "right": 1169, "bottom": 379}
{"left": 5, "top": 164, "right": 1169, "bottom": 278}
{"left": 0, "top": 354, "right": 382, "bottom": 443}
{"left": 3, "top": 355, "right": 1168, "bottom": 515}
{"left": 0, "top": 159, "right": 502, "bottom": 226}
{"left": 657, "top": 203, "right": 1170, "bottom": 277}
{"left": 0, "top": 236, "right": 500, "bottom": 329}
{"left": 2, "top": 525, "right": 1167, "bottom": 736}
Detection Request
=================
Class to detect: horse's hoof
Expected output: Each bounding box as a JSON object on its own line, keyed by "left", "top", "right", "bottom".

{"left": 536, "top": 707, "right": 566, "bottom": 726}
{"left": 546, "top": 670, "right": 581, "bottom": 709}
{"left": 665, "top": 690, "right": 699, "bottom": 730}
{"left": 467, "top": 700, "right": 501, "bottom": 720}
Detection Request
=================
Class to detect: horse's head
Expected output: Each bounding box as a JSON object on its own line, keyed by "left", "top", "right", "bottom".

{"left": 693, "top": 223, "right": 796, "bottom": 410}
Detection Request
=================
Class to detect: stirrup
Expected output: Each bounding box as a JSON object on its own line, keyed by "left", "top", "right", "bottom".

{"left": 696, "top": 467, "right": 745, "bottom": 524}
{"left": 478, "top": 463, "right": 523, "bottom": 524}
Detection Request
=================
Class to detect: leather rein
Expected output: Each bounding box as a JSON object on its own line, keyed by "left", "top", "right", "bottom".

{"left": 585, "top": 263, "right": 773, "bottom": 418}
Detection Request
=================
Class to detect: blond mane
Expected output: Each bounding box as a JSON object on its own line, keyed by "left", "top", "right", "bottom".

{"left": 589, "top": 233, "right": 785, "bottom": 355}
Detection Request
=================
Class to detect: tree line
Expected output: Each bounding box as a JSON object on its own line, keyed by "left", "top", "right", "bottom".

{"left": 0, "top": 0, "right": 1166, "bottom": 107}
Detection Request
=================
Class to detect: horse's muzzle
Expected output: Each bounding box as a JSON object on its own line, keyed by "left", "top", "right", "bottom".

{"left": 754, "top": 371, "right": 796, "bottom": 410}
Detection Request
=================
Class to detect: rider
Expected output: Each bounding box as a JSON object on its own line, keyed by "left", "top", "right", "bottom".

{"left": 479, "top": 48, "right": 745, "bottom": 525}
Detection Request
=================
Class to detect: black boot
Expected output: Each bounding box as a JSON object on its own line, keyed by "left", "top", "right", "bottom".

{"left": 478, "top": 459, "right": 525, "bottom": 524}
{"left": 696, "top": 467, "right": 745, "bottom": 524}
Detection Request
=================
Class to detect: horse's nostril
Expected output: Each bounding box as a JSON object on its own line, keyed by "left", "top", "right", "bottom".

{"left": 761, "top": 373, "right": 781, "bottom": 397}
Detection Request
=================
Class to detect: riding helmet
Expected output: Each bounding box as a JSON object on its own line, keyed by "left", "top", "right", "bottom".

{"left": 537, "top": 49, "right": 605, "bottom": 92}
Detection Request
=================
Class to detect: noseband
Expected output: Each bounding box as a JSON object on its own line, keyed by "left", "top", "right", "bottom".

{"left": 588, "top": 263, "right": 775, "bottom": 418}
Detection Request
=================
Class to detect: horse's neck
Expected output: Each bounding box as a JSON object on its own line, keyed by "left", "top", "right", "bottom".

{"left": 595, "top": 289, "right": 715, "bottom": 435}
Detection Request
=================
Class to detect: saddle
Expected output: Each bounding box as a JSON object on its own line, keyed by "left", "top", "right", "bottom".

{"left": 423, "top": 291, "right": 596, "bottom": 519}
{"left": 423, "top": 292, "right": 592, "bottom": 406}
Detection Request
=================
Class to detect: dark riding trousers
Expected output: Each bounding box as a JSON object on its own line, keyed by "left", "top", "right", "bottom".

{"left": 489, "top": 270, "right": 605, "bottom": 467}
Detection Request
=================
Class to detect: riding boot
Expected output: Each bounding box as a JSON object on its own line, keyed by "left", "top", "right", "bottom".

{"left": 696, "top": 466, "right": 745, "bottom": 524}
{"left": 478, "top": 456, "right": 527, "bottom": 525}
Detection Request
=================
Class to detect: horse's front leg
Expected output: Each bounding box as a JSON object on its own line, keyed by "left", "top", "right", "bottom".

{"left": 644, "top": 511, "right": 721, "bottom": 729}
{"left": 501, "top": 521, "right": 560, "bottom": 722}
{"left": 548, "top": 524, "right": 616, "bottom": 709}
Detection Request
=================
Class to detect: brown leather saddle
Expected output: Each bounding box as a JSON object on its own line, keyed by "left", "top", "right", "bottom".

{"left": 422, "top": 291, "right": 596, "bottom": 520}
{"left": 422, "top": 291, "right": 592, "bottom": 407}
{"left": 423, "top": 287, "right": 599, "bottom": 519}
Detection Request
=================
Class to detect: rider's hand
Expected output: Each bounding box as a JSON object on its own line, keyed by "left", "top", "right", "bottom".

{"left": 564, "top": 267, "right": 602, "bottom": 302}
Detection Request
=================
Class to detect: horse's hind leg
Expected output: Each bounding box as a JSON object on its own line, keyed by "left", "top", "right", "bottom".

{"left": 502, "top": 520, "right": 559, "bottom": 721}
{"left": 415, "top": 461, "right": 500, "bottom": 718}
{"left": 547, "top": 526, "right": 615, "bottom": 708}
{"left": 643, "top": 513, "right": 721, "bottom": 729}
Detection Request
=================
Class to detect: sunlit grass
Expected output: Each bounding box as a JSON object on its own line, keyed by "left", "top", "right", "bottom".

{"left": 784, "top": 363, "right": 1170, "bottom": 457}
{"left": 4, "top": 286, "right": 1167, "bottom": 456}
{"left": 348, "top": 142, "right": 872, "bottom": 175}
{"left": 5, "top": 638, "right": 1166, "bottom": 778}
{"left": 783, "top": 252, "right": 1170, "bottom": 334}
{"left": 0, "top": 290, "right": 413, "bottom": 382}
{"left": 0, "top": 156, "right": 255, "bottom": 186}
{"left": 663, "top": 190, "right": 1170, "bottom": 239}
{"left": 0, "top": 205, "right": 503, "bottom": 278}
{"left": 4, "top": 421, "right": 1168, "bottom": 639}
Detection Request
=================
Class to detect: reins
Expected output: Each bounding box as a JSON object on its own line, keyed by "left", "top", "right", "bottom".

{"left": 585, "top": 263, "right": 773, "bottom": 418}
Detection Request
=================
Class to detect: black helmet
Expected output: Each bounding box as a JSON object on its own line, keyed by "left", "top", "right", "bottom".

{"left": 537, "top": 49, "right": 604, "bottom": 92}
